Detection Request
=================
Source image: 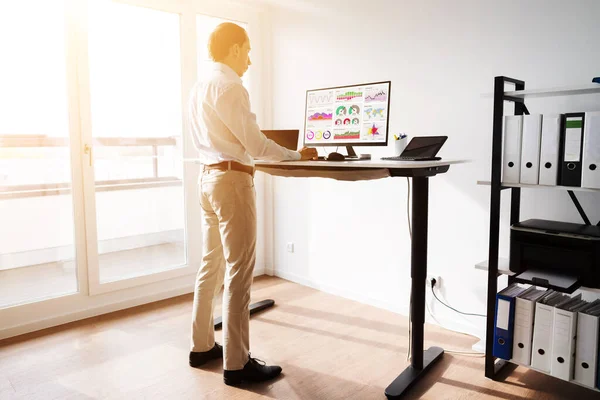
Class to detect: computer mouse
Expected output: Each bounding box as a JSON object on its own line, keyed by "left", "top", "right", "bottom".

{"left": 326, "top": 152, "right": 345, "bottom": 161}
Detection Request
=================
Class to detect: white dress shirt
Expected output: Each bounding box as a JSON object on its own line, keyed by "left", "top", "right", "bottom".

{"left": 189, "top": 63, "right": 300, "bottom": 166}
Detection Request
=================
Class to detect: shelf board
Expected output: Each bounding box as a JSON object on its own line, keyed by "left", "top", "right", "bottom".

{"left": 508, "top": 359, "right": 600, "bottom": 393}
{"left": 475, "top": 258, "right": 514, "bottom": 276}
{"left": 475, "top": 261, "right": 600, "bottom": 293}
{"left": 503, "top": 84, "right": 600, "bottom": 99}
{"left": 477, "top": 180, "right": 600, "bottom": 193}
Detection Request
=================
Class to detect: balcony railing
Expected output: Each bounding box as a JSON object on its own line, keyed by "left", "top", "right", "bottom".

{"left": 0, "top": 135, "right": 182, "bottom": 200}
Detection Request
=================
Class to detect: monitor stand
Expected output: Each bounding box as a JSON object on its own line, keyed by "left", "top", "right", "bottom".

{"left": 346, "top": 145, "right": 359, "bottom": 159}
{"left": 346, "top": 145, "right": 370, "bottom": 160}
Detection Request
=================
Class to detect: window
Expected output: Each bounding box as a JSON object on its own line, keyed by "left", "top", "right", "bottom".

{"left": 0, "top": 0, "right": 78, "bottom": 307}
{"left": 87, "top": 0, "right": 186, "bottom": 283}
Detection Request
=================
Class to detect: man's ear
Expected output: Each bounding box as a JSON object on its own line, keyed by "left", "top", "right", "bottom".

{"left": 231, "top": 43, "right": 240, "bottom": 57}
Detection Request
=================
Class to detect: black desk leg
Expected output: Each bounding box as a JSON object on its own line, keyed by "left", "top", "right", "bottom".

{"left": 214, "top": 299, "right": 275, "bottom": 330}
{"left": 385, "top": 176, "right": 444, "bottom": 399}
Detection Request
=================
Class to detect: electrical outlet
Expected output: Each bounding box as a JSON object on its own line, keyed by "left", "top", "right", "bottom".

{"left": 427, "top": 275, "right": 441, "bottom": 288}
{"left": 286, "top": 242, "right": 294, "bottom": 253}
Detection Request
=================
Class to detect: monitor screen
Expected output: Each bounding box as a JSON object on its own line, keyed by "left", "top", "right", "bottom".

{"left": 303, "top": 81, "right": 391, "bottom": 147}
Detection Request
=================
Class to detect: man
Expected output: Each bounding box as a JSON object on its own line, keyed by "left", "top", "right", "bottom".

{"left": 187, "top": 22, "right": 317, "bottom": 386}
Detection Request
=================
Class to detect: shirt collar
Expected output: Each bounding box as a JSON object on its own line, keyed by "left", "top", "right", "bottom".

{"left": 214, "top": 62, "right": 242, "bottom": 84}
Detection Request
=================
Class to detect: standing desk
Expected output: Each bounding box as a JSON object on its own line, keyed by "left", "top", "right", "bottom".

{"left": 228, "top": 158, "right": 465, "bottom": 399}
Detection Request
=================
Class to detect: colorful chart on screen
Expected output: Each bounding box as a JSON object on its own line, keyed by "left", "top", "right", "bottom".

{"left": 364, "top": 104, "right": 387, "bottom": 121}
{"left": 361, "top": 122, "right": 387, "bottom": 141}
{"left": 304, "top": 81, "right": 390, "bottom": 145}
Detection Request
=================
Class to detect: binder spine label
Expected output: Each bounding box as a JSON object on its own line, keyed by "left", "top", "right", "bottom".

{"left": 565, "top": 117, "right": 583, "bottom": 162}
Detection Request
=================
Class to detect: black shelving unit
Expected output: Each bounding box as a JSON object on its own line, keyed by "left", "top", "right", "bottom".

{"left": 485, "top": 76, "right": 524, "bottom": 380}
{"left": 483, "top": 76, "right": 600, "bottom": 390}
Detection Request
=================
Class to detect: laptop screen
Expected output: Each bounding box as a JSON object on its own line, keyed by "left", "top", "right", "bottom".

{"left": 261, "top": 130, "right": 299, "bottom": 151}
{"left": 401, "top": 136, "right": 447, "bottom": 157}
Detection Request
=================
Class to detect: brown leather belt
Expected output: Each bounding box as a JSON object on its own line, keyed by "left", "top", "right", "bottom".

{"left": 203, "top": 160, "right": 255, "bottom": 177}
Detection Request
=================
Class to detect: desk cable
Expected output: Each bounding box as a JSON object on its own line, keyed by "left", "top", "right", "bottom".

{"left": 425, "top": 299, "right": 484, "bottom": 357}
{"left": 430, "top": 280, "right": 486, "bottom": 318}
{"left": 406, "top": 178, "right": 412, "bottom": 362}
{"left": 321, "top": 147, "right": 338, "bottom": 156}
{"left": 406, "top": 178, "right": 483, "bottom": 359}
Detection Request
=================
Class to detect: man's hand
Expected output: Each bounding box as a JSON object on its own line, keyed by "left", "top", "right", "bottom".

{"left": 298, "top": 147, "right": 318, "bottom": 160}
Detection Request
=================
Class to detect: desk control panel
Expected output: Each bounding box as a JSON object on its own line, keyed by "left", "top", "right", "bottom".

{"left": 381, "top": 156, "right": 442, "bottom": 161}
{"left": 312, "top": 155, "right": 363, "bottom": 162}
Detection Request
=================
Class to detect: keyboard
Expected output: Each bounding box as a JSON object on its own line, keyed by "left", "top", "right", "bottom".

{"left": 380, "top": 156, "right": 442, "bottom": 161}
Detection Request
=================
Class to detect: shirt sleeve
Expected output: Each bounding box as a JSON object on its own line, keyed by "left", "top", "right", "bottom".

{"left": 213, "top": 84, "right": 301, "bottom": 162}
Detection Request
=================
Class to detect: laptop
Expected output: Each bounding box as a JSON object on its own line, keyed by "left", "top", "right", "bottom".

{"left": 261, "top": 130, "right": 299, "bottom": 151}
{"left": 382, "top": 136, "right": 448, "bottom": 161}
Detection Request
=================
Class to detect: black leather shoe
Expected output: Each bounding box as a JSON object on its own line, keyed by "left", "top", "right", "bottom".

{"left": 223, "top": 356, "right": 282, "bottom": 386}
{"left": 189, "top": 343, "right": 223, "bottom": 367}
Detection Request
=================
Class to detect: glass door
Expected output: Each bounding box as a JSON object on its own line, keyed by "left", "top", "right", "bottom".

{"left": 81, "top": 0, "right": 195, "bottom": 294}
{"left": 0, "top": 0, "right": 83, "bottom": 308}
{"left": 0, "top": 0, "right": 265, "bottom": 336}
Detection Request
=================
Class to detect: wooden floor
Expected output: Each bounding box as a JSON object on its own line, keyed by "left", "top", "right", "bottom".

{"left": 0, "top": 276, "right": 597, "bottom": 400}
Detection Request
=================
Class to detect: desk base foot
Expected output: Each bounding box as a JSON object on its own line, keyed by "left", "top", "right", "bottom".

{"left": 214, "top": 299, "right": 275, "bottom": 330}
{"left": 384, "top": 346, "right": 444, "bottom": 399}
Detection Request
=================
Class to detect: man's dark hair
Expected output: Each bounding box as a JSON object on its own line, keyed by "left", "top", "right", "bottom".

{"left": 208, "top": 22, "right": 248, "bottom": 62}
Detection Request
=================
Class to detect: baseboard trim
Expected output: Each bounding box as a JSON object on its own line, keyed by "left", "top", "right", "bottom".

{"left": 1, "top": 271, "right": 267, "bottom": 341}
{"left": 273, "top": 269, "right": 483, "bottom": 340}
{"left": 472, "top": 339, "right": 486, "bottom": 353}
{"left": 0, "top": 283, "right": 194, "bottom": 341}
{"left": 273, "top": 268, "right": 408, "bottom": 314}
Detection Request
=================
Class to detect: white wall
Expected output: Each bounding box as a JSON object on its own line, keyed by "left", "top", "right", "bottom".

{"left": 265, "top": 0, "right": 600, "bottom": 340}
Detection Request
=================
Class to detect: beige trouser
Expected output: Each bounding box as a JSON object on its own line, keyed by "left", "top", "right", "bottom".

{"left": 191, "top": 168, "right": 256, "bottom": 370}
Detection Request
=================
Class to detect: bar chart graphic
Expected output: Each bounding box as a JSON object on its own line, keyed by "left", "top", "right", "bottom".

{"left": 336, "top": 91, "right": 363, "bottom": 101}
{"left": 334, "top": 130, "right": 361, "bottom": 140}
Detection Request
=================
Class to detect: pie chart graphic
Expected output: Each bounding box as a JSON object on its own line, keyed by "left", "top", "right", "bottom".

{"left": 323, "top": 130, "right": 331, "bottom": 139}
{"left": 306, "top": 130, "right": 315, "bottom": 140}
{"left": 315, "top": 131, "right": 323, "bottom": 140}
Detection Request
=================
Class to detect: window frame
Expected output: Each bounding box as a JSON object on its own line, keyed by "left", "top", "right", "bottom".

{"left": 0, "top": 0, "right": 272, "bottom": 340}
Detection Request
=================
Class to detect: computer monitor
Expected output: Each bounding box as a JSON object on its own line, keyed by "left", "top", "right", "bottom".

{"left": 303, "top": 81, "right": 391, "bottom": 157}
